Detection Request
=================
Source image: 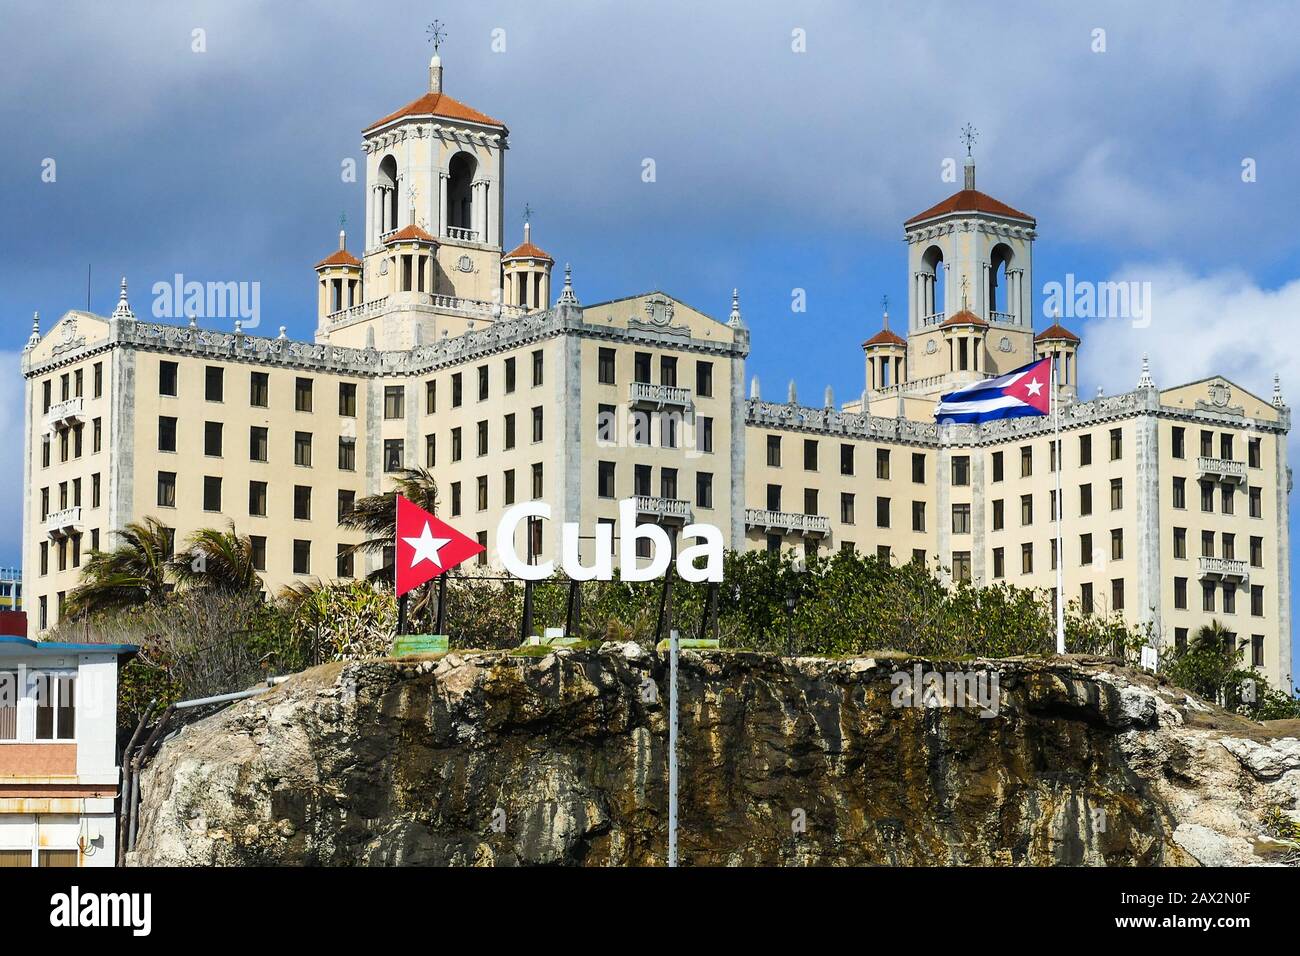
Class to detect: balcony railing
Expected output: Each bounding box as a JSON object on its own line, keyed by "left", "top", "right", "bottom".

{"left": 628, "top": 381, "right": 693, "bottom": 410}
{"left": 326, "top": 295, "right": 388, "bottom": 323}
{"left": 45, "top": 507, "right": 83, "bottom": 538}
{"left": 45, "top": 396, "right": 84, "bottom": 429}
{"left": 1197, "top": 456, "right": 1246, "bottom": 483}
{"left": 921, "top": 311, "right": 946, "bottom": 327}
{"left": 988, "top": 310, "right": 1015, "bottom": 324}
{"left": 634, "top": 495, "right": 692, "bottom": 522}
{"left": 1198, "top": 555, "right": 1250, "bottom": 582}
{"left": 744, "top": 508, "right": 831, "bottom": 537}
{"left": 444, "top": 226, "right": 481, "bottom": 242}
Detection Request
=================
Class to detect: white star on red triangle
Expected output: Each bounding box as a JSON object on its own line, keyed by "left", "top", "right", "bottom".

{"left": 402, "top": 521, "right": 451, "bottom": 569}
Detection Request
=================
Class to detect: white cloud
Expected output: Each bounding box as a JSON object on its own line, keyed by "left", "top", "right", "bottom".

{"left": 1078, "top": 264, "right": 1300, "bottom": 410}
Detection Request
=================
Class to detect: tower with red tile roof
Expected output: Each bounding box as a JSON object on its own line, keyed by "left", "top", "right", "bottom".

{"left": 898, "top": 138, "right": 1042, "bottom": 397}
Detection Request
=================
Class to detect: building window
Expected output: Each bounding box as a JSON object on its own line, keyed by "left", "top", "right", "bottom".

{"left": 840, "top": 492, "right": 855, "bottom": 524}
{"left": 338, "top": 490, "right": 355, "bottom": 522}
{"left": 337, "top": 545, "right": 354, "bottom": 579}
{"left": 841, "top": 444, "right": 855, "bottom": 476}
{"left": 1250, "top": 535, "right": 1263, "bottom": 568}
{"left": 876, "top": 448, "right": 890, "bottom": 480}
{"left": 93, "top": 417, "right": 101, "bottom": 453}
{"left": 1221, "top": 485, "right": 1234, "bottom": 515}
{"left": 294, "top": 485, "right": 311, "bottom": 520}
{"left": 911, "top": 500, "right": 925, "bottom": 532}
{"left": 991, "top": 450, "right": 1004, "bottom": 482}
{"left": 1110, "top": 478, "right": 1123, "bottom": 510}
{"left": 1173, "top": 577, "right": 1187, "bottom": 609}
{"left": 33, "top": 673, "right": 75, "bottom": 741}
{"left": 1111, "top": 579, "right": 1125, "bottom": 612}
{"left": 700, "top": 416, "right": 714, "bottom": 454}
{"left": 1199, "top": 480, "right": 1214, "bottom": 513}
{"left": 1109, "top": 427, "right": 1122, "bottom": 461}
{"left": 1223, "top": 583, "right": 1237, "bottom": 615}
{"left": 1079, "top": 483, "right": 1093, "bottom": 516}
{"left": 93, "top": 362, "right": 103, "bottom": 398}
{"left": 1251, "top": 585, "right": 1264, "bottom": 617}
{"left": 532, "top": 406, "right": 544, "bottom": 443}
{"left": 662, "top": 468, "right": 679, "bottom": 500}
{"left": 91, "top": 473, "right": 100, "bottom": 508}
{"left": 250, "top": 371, "right": 269, "bottom": 407}
{"left": 951, "top": 456, "right": 970, "bottom": 486}
{"left": 204, "top": 421, "right": 223, "bottom": 457}
{"left": 450, "top": 484, "right": 462, "bottom": 517}
{"left": 451, "top": 427, "right": 463, "bottom": 461}
{"left": 339, "top": 437, "right": 356, "bottom": 471}
{"left": 249, "top": 481, "right": 267, "bottom": 516}
{"left": 477, "top": 421, "right": 489, "bottom": 456}
{"left": 531, "top": 463, "right": 543, "bottom": 499}
{"left": 477, "top": 365, "right": 489, "bottom": 401}
{"left": 384, "top": 385, "right": 404, "bottom": 419}
{"left": 202, "top": 365, "right": 224, "bottom": 402}
{"left": 696, "top": 361, "right": 713, "bottom": 397}
{"left": 951, "top": 503, "right": 971, "bottom": 534}
{"left": 912, "top": 453, "right": 925, "bottom": 483}
{"left": 661, "top": 356, "right": 678, "bottom": 387}
{"left": 384, "top": 439, "right": 404, "bottom": 472}
{"left": 803, "top": 488, "right": 818, "bottom": 516}
{"left": 1111, "top": 528, "right": 1123, "bottom": 561}
{"left": 598, "top": 461, "right": 616, "bottom": 498}
{"left": 504, "top": 357, "right": 517, "bottom": 394}
{"left": 159, "top": 360, "right": 178, "bottom": 396}
{"left": 598, "top": 348, "right": 616, "bottom": 385}
{"left": 1171, "top": 427, "right": 1184, "bottom": 459}
{"left": 1172, "top": 477, "right": 1186, "bottom": 509}
{"left": 1174, "top": 527, "right": 1187, "bottom": 559}
{"left": 952, "top": 552, "right": 971, "bottom": 584}
{"left": 250, "top": 426, "right": 268, "bottom": 462}
{"left": 477, "top": 476, "right": 488, "bottom": 511}
{"left": 1248, "top": 437, "right": 1261, "bottom": 469}
{"left": 504, "top": 469, "right": 515, "bottom": 505}
{"left": 203, "top": 476, "right": 222, "bottom": 512}
{"left": 876, "top": 496, "right": 890, "bottom": 528}
{"left": 697, "top": 472, "right": 713, "bottom": 509}
{"left": 1081, "top": 582, "right": 1094, "bottom": 615}
{"left": 293, "top": 540, "right": 311, "bottom": 575}
{"left": 425, "top": 379, "right": 437, "bottom": 413}
{"left": 1202, "top": 582, "right": 1216, "bottom": 612}
{"left": 766, "top": 484, "right": 781, "bottom": 512}
{"left": 158, "top": 416, "right": 177, "bottom": 453}
{"left": 1020, "top": 445, "right": 1032, "bottom": 478}
{"left": 803, "top": 439, "right": 818, "bottom": 470}
{"left": 157, "top": 471, "right": 176, "bottom": 507}
{"left": 532, "top": 350, "right": 544, "bottom": 387}
{"left": 339, "top": 382, "right": 357, "bottom": 416}
{"left": 1079, "top": 433, "right": 1092, "bottom": 466}
{"left": 294, "top": 432, "right": 313, "bottom": 467}
{"left": 992, "top": 547, "right": 1005, "bottom": 579}
{"left": 1249, "top": 486, "right": 1262, "bottom": 518}
{"left": 1020, "top": 494, "right": 1033, "bottom": 525}
{"left": 766, "top": 435, "right": 781, "bottom": 467}
{"left": 992, "top": 499, "right": 1004, "bottom": 531}
{"left": 424, "top": 434, "right": 435, "bottom": 468}
{"left": 1021, "top": 543, "right": 1033, "bottom": 574}
{"left": 1251, "top": 635, "right": 1264, "bottom": 667}
{"left": 295, "top": 377, "right": 313, "bottom": 412}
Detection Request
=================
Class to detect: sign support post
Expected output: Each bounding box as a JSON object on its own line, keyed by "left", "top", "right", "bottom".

{"left": 668, "top": 626, "right": 679, "bottom": 867}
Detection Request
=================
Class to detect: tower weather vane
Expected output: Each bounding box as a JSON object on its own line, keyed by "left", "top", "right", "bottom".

{"left": 523, "top": 202, "right": 533, "bottom": 224}
{"left": 960, "top": 123, "right": 978, "bottom": 157}
{"left": 426, "top": 20, "right": 446, "bottom": 53}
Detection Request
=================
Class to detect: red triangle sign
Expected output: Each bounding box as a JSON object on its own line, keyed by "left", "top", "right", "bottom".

{"left": 395, "top": 494, "right": 484, "bottom": 597}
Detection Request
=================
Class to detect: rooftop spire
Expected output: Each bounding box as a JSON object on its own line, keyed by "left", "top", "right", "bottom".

{"left": 1136, "top": 353, "right": 1155, "bottom": 390}
{"left": 1273, "top": 373, "right": 1285, "bottom": 408}
{"left": 426, "top": 20, "right": 446, "bottom": 93}
{"left": 557, "top": 263, "right": 579, "bottom": 306}
{"left": 24, "top": 311, "right": 39, "bottom": 349}
{"left": 111, "top": 276, "right": 135, "bottom": 321}
{"left": 961, "top": 123, "right": 978, "bottom": 190}
{"left": 728, "top": 288, "right": 744, "bottom": 328}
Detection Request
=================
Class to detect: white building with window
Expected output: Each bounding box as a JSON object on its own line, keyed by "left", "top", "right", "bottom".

{"left": 0, "top": 636, "right": 136, "bottom": 867}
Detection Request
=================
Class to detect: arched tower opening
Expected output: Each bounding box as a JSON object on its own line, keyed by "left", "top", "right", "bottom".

{"left": 447, "top": 152, "right": 478, "bottom": 236}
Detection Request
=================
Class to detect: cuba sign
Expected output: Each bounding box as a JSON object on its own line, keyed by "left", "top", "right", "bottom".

{"left": 496, "top": 499, "right": 724, "bottom": 583}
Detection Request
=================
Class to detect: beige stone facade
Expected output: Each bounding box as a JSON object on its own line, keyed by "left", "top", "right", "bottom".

{"left": 19, "top": 59, "right": 1293, "bottom": 693}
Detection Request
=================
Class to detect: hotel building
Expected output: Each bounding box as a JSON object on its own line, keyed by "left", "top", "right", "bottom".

{"left": 20, "top": 55, "right": 1292, "bottom": 691}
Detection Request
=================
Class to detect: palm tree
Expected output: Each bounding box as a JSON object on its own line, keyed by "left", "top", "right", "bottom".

{"left": 170, "top": 524, "right": 262, "bottom": 594}
{"left": 65, "top": 517, "right": 174, "bottom": 618}
{"left": 338, "top": 467, "right": 440, "bottom": 582}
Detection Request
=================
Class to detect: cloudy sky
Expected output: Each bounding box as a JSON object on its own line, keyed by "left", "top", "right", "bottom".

{"left": 3, "top": 1, "right": 1299, "bottom": 673}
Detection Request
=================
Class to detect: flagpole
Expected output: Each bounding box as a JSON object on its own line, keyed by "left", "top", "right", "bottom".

{"left": 1053, "top": 355, "right": 1065, "bottom": 655}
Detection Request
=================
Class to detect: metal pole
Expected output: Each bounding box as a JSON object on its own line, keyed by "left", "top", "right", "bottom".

{"left": 397, "top": 592, "right": 409, "bottom": 636}
{"left": 1053, "top": 354, "right": 1065, "bottom": 655}
{"left": 435, "top": 574, "right": 448, "bottom": 635}
{"left": 520, "top": 519, "right": 535, "bottom": 644}
{"left": 564, "top": 578, "right": 580, "bottom": 638}
{"left": 668, "top": 627, "right": 679, "bottom": 867}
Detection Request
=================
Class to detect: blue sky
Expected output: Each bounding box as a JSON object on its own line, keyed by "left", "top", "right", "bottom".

{"left": 3, "top": 1, "right": 1300, "bottom": 679}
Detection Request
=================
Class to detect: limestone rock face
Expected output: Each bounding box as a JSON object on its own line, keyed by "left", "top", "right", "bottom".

{"left": 128, "top": 648, "right": 1299, "bottom": 866}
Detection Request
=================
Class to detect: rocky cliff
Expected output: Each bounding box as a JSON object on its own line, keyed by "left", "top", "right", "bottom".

{"left": 128, "top": 645, "right": 1300, "bottom": 866}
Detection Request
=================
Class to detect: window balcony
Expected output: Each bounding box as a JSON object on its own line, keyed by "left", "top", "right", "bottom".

{"left": 1198, "top": 555, "right": 1250, "bottom": 583}
{"left": 45, "top": 397, "right": 84, "bottom": 430}
{"left": 744, "top": 508, "right": 831, "bottom": 537}
{"left": 45, "top": 507, "right": 83, "bottom": 538}
{"left": 628, "top": 382, "right": 693, "bottom": 411}
{"left": 921, "top": 311, "right": 946, "bottom": 327}
{"left": 444, "top": 226, "right": 482, "bottom": 243}
{"left": 1197, "top": 456, "right": 1246, "bottom": 483}
{"left": 634, "top": 495, "right": 692, "bottom": 523}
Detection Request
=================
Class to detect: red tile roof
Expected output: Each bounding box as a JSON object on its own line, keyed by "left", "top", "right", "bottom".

{"left": 314, "top": 248, "right": 362, "bottom": 270}
{"left": 939, "top": 309, "right": 988, "bottom": 329}
{"left": 503, "top": 241, "right": 554, "bottom": 263}
{"left": 1035, "top": 322, "right": 1081, "bottom": 343}
{"left": 365, "top": 92, "right": 505, "bottom": 134}
{"left": 863, "top": 327, "right": 906, "bottom": 348}
{"left": 905, "top": 189, "right": 1035, "bottom": 227}
{"left": 383, "top": 224, "right": 438, "bottom": 245}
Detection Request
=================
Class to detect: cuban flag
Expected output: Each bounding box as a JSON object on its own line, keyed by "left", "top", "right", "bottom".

{"left": 934, "top": 357, "right": 1052, "bottom": 423}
